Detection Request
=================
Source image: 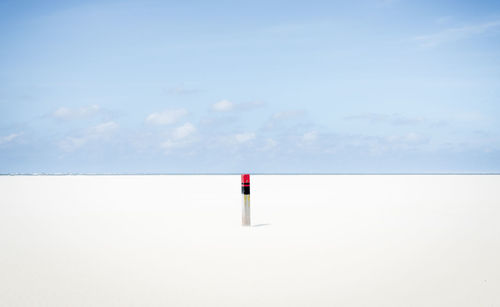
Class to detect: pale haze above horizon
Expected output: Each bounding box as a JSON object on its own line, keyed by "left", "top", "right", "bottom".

{"left": 1, "top": 0, "right": 500, "bottom": 173}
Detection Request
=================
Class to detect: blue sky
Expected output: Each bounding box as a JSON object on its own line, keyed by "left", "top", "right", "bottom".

{"left": 1, "top": 0, "right": 500, "bottom": 173}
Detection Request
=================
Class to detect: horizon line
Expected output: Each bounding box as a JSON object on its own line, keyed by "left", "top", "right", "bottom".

{"left": 1, "top": 173, "right": 500, "bottom": 176}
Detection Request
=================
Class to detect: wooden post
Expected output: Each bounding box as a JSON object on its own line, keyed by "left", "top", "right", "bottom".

{"left": 241, "top": 174, "right": 250, "bottom": 226}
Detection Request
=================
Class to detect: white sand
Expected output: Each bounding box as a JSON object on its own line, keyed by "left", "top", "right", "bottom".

{"left": 0, "top": 175, "right": 499, "bottom": 306}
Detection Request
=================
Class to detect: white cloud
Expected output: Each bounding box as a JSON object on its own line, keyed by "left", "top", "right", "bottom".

{"left": 172, "top": 122, "right": 196, "bottom": 140}
{"left": 199, "top": 115, "right": 238, "bottom": 128}
{"left": 211, "top": 99, "right": 265, "bottom": 112}
{"left": 0, "top": 133, "right": 22, "bottom": 145}
{"left": 302, "top": 131, "right": 318, "bottom": 142}
{"left": 415, "top": 20, "right": 500, "bottom": 48}
{"left": 234, "top": 132, "right": 255, "bottom": 143}
{"left": 52, "top": 105, "right": 100, "bottom": 119}
{"left": 339, "top": 132, "right": 429, "bottom": 155}
{"left": 53, "top": 108, "right": 71, "bottom": 118}
{"left": 237, "top": 101, "right": 265, "bottom": 111}
{"left": 272, "top": 110, "right": 306, "bottom": 120}
{"left": 146, "top": 109, "right": 188, "bottom": 125}
{"left": 258, "top": 129, "right": 432, "bottom": 156}
{"left": 161, "top": 140, "right": 179, "bottom": 150}
{"left": 89, "top": 121, "right": 118, "bottom": 134}
{"left": 344, "top": 113, "right": 425, "bottom": 125}
{"left": 264, "top": 109, "right": 308, "bottom": 130}
{"left": 212, "top": 100, "right": 234, "bottom": 111}
{"left": 347, "top": 132, "right": 430, "bottom": 155}
{"left": 60, "top": 137, "right": 87, "bottom": 152}
{"left": 161, "top": 123, "right": 197, "bottom": 152}
{"left": 386, "top": 132, "right": 427, "bottom": 144}
{"left": 216, "top": 132, "right": 256, "bottom": 148}
{"left": 265, "top": 138, "right": 277, "bottom": 147}
{"left": 262, "top": 138, "right": 277, "bottom": 151}
{"left": 59, "top": 121, "right": 118, "bottom": 152}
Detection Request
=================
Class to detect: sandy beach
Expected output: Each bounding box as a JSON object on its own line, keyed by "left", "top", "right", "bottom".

{"left": 1, "top": 175, "right": 499, "bottom": 306}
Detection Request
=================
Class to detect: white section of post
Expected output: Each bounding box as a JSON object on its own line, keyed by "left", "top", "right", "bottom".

{"left": 242, "top": 194, "right": 251, "bottom": 226}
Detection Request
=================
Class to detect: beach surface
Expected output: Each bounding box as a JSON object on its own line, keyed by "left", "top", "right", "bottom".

{"left": 1, "top": 175, "right": 499, "bottom": 306}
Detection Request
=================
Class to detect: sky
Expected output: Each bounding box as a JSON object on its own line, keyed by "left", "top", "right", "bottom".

{"left": 1, "top": 0, "right": 500, "bottom": 173}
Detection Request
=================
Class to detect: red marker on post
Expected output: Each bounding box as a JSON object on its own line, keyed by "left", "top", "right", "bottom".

{"left": 241, "top": 174, "right": 250, "bottom": 226}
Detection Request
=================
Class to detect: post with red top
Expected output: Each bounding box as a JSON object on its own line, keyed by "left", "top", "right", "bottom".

{"left": 241, "top": 174, "right": 251, "bottom": 226}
